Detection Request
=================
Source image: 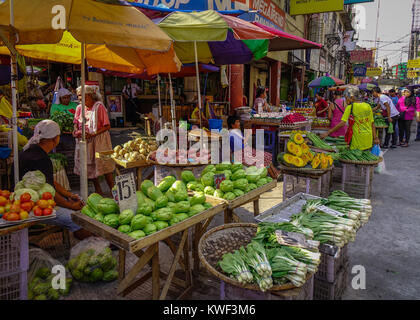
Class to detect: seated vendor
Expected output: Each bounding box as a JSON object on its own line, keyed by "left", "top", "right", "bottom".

{"left": 50, "top": 88, "right": 78, "bottom": 116}
{"left": 253, "top": 87, "right": 270, "bottom": 113}
{"left": 18, "top": 120, "right": 91, "bottom": 239}
{"left": 191, "top": 97, "right": 209, "bottom": 128}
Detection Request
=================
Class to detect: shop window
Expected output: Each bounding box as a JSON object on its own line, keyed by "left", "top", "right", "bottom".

{"left": 284, "top": 0, "right": 291, "bottom": 15}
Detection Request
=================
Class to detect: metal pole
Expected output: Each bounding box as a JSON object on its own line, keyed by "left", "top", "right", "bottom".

{"left": 80, "top": 42, "right": 88, "bottom": 201}
{"left": 9, "top": 0, "right": 19, "bottom": 185}
{"left": 374, "top": 0, "right": 381, "bottom": 65}
{"left": 194, "top": 41, "right": 204, "bottom": 150}
{"left": 168, "top": 73, "right": 177, "bottom": 150}
{"left": 157, "top": 74, "right": 163, "bottom": 134}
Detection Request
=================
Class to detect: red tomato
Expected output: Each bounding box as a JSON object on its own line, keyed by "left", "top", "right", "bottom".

{"left": 6, "top": 213, "right": 20, "bottom": 221}
{"left": 37, "top": 200, "right": 49, "bottom": 209}
{"left": 20, "top": 202, "right": 33, "bottom": 213}
{"left": 9, "top": 204, "right": 21, "bottom": 213}
{"left": 0, "top": 190, "right": 10, "bottom": 199}
{"left": 42, "top": 192, "right": 53, "bottom": 200}
{"left": 34, "top": 207, "right": 43, "bottom": 217}
{"left": 20, "top": 193, "right": 32, "bottom": 203}
{"left": 0, "top": 196, "right": 7, "bottom": 206}
{"left": 43, "top": 208, "right": 53, "bottom": 216}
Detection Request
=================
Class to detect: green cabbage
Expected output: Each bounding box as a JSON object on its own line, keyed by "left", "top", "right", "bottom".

{"left": 131, "top": 214, "right": 148, "bottom": 231}
{"left": 147, "top": 186, "right": 163, "bottom": 201}
{"left": 174, "top": 213, "right": 189, "bottom": 221}
{"left": 103, "top": 214, "right": 119, "bottom": 228}
{"left": 256, "top": 179, "right": 266, "bottom": 188}
{"left": 215, "top": 162, "right": 231, "bottom": 171}
{"left": 187, "top": 181, "right": 204, "bottom": 192}
{"left": 141, "top": 180, "right": 155, "bottom": 195}
{"left": 137, "top": 203, "right": 153, "bottom": 216}
{"left": 188, "top": 204, "right": 205, "bottom": 216}
{"left": 201, "top": 172, "right": 215, "bottom": 187}
{"left": 37, "top": 183, "right": 56, "bottom": 198}
{"left": 154, "top": 221, "right": 169, "bottom": 231}
{"left": 157, "top": 176, "right": 176, "bottom": 193}
{"left": 12, "top": 188, "right": 40, "bottom": 203}
{"left": 219, "top": 180, "right": 234, "bottom": 193}
{"left": 231, "top": 163, "right": 243, "bottom": 173}
{"left": 128, "top": 230, "right": 145, "bottom": 239}
{"left": 231, "top": 169, "right": 246, "bottom": 181}
{"left": 223, "top": 192, "right": 236, "bottom": 201}
{"left": 233, "top": 189, "right": 244, "bottom": 197}
{"left": 22, "top": 170, "right": 46, "bottom": 190}
{"left": 248, "top": 183, "right": 257, "bottom": 191}
{"left": 155, "top": 196, "right": 168, "bottom": 209}
{"left": 169, "top": 180, "right": 187, "bottom": 194}
{"left": 213, "top": 189, "right": 224, "bottom": 198}
{"left": 190, "top": 192, "right": 206, "bottom": 206}
{"left": 118, "top": 225, "right": 132, "bottom": 234}
{"left": 201, "top": 165, "right": 216, "bottom": 176}
{"left": 181, "top": 170, "right": 196, "bottom": 183}
{"left": 223, "top": 170, "right": 232, "bottom": 181}
{"left": 143, "top": 224, "right": 157, "bottom": 235}
{"left": 173, "top": 201, "right": 190, "bottom": 214}
{"left": 14, "top": 181, "right": 25, "bottom": 192}
{"left": 233, "top": 178, "right": 248, "bottom": 191}
{"left": 165, "top": 190, "right": 175, "bottom": 202}
{"left": 119, "top": 209, "right": 134, "bottom": 225}
{"left": 97, "top": 198, "right": 119, "bottom": 215}
{"left": 204, "top": 186, "right": 215, "bottom": 196}
{"left": 174, "top": 190, "right": 188, "bottom": 202}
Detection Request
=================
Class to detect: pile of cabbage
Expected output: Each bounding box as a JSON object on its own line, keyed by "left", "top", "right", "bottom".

{"left": 81, "top": 177, "right": 214, "bottom": 240}
{"left": 12, "top": 170, "right": 56, "bottom": 203}
{"left": 183, "top": 163, "right": 274, "bottom": 201}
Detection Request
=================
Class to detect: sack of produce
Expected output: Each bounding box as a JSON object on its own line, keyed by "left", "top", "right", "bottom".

{"left": 68, "top": 237, "right": 118, "bottom": 283}
{"left": 28, "top": 248, "right": 73, "bottom": 300}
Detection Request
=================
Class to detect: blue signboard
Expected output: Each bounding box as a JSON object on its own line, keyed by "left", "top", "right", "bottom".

{"left": 238, "top": 12, "right": 283, "bottom": 31}
{"left": 127, "top": 0, "right": 235, "bottom": 11}
{"left": 353, "top": 65, "right": 367, "bottom": 77}
{"left": 344, "top": 0, "right": 374, "bottom": 4}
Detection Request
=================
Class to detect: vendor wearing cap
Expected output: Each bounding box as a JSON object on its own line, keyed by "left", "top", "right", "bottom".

{"left": 17, "top": 120, "right": 90, "bottom": 239}
{"left": 50, "top": 88, "right": 78, "bottom": 116}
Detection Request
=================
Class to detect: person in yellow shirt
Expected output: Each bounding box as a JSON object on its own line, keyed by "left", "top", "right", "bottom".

{"left": 0, "top": 89, "right": 13, "bottom": 121}
{"left": 321, "top": 86, "right": 380, "bottom": 150}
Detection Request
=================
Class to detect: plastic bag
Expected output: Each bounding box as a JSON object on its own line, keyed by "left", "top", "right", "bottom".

{"left": 371, "top": 144, "right": 381, "bottom": 157}
{"left": 28, "top": 248, "right": 72, "bottom": 300}
{"left": 388, "top": 122, "right": 394, "bottom": 134}
{"left": 68, "top": 237, "right": 118, "bottom": 283}
{"left": 375, "top": 150, "right": 386, "bottom": 174}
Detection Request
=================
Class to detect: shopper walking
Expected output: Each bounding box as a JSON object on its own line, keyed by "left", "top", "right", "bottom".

{"left": 321, "top": 86, "right": 380, "bottom": 150}
{"left": 372, "top": 87, "right": 400, "bottom": 149}
{"left": 327, "top": 91, "right": 347, "bottom": 137}
{"left": 315, "top": 92, "right": 329, "bottom": 117}
{"left": 395, "top": 88, "right": 420, "bottom": 147}
{"left": 73, "top": 85, "right": 115, "bottom": 196}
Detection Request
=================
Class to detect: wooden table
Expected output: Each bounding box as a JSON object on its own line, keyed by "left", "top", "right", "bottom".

{"left": 222, "top": 180, "right": 277, "bottom": 225}
{"left": 71, "top": 196, "right": 227, "bottom": 300}
{"left": 243, "top": 119, "right": 310, "bottom": 131}
{"left": 0, "top": 221, "right": 35, "bottom": 236}
{"left": 96, "top": 151, "right": 153, "bottom": 190}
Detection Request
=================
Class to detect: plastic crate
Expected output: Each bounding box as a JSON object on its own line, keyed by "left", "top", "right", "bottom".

{"left": 0, "top": 270, "right": 27, "bottom": 300}
{"left": 332, "top": 163, "right": 343, "bottom": 183}
{"left": 315, "top": 245, "right": 348, "bottom": 283}
{"left": 0, "top": 229, "right": 29, "bottom": 275}
{"left": 313, "top": 262, "right": 349, "bottom": 300}
{"left": 221, "top": 276, "right": 313, "bottom": 300}
{"left": 341, "top": 163, "right": 374, "bottom": 199}
{"left": 283, "top": 172, "right": 330, "bottom": 199}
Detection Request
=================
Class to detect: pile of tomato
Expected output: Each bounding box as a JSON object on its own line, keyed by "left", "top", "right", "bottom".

{"left": 1, "top": 191, "right": 55, "bottom": 222}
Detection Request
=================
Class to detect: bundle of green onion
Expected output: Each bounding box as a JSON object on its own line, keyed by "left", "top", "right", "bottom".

{"left": 325, "top": 191, "right": 372, "bottom": 225}
{"left": 218, "top": 251, "right": 253, "bottom": 285}
{"left": 240, "top": 242, "right": 272, "bottom": 278}
{"left": 254, "top": 222, "right": 314, "bottom": 244}
{"left": 267, "top": 248, "right": 308, "bottom": 287}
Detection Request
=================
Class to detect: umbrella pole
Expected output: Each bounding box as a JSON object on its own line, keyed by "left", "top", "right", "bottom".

{"left": 9, "top": 0, "right": 19, "bottom": 185}
{"left": 194, "top": 41, "right": 204, "bottom": 151}
{"left": 157, "top": 74, "right": 163, "bottom": 137}
{"left": 168, "top": 73, "right": 177, "bottom": 150}
{"left": 80, "top": 42, "right": 88, "bottom": 201}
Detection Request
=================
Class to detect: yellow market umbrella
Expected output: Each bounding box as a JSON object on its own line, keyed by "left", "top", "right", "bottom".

{"left": 0, "top": 0, "right": 179, "bottom": 200}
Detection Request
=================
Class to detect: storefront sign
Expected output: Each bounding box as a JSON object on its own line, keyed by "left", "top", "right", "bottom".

{"left": 319, "top": 57, "right": 326, "bottom": 72}
{"left": 407, "top": 59, "right": 420, "bottom": 69}
{"left": 290, "top": 0, "right": 344, "bottom": 16}
{"left": 366, "top": 67, "right": 382, "bottom": 77}
{"left": 353, "top": 65, "right": 367, "bottom": 77}
{"left": 344, "top": 0, "right": 374, "bottom": 3}
{"left": 129, "top": 0, "right": 286, "bottom": 30}
{"left": 407, "top": 70, "right": 419, "bottom": 79}
{"left": 350, "top": 50, "right": 373, "bottom": 63}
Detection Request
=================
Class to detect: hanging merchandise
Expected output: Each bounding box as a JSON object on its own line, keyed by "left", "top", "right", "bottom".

{"left": 221, "top": 65, "right": 229, "bottom": 88}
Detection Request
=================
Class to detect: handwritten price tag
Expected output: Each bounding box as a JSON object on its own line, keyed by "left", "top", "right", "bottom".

{"left": 115, "top": 173, "right": 138, "bottom": 213}
{"left": 213, "top": 173, "right": 226, "bottom": 189}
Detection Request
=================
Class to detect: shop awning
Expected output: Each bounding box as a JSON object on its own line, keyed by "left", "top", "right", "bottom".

{"left": 253, "top": 22, "right": 322, "bottom": 51}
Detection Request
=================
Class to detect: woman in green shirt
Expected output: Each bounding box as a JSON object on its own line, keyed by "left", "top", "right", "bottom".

{"left": 50, "top": 88, "right": 78, "bottom": 116}
{"left": 321, "top": 86, "right": 380, "bottom": 150}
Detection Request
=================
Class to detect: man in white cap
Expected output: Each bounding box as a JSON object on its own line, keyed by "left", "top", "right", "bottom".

{"left": 17, "top": 120, "right": 90, "bottom": 239}
{"left": 50, "top": 88, "right": 78, "bottom": 116}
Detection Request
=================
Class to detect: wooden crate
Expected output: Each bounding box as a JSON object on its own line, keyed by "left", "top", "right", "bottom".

{"left": 283, "top": 172, "right": 330, "bottom": 199}
{"left": 71, "top": 196, "right": 227, "bottom": 253}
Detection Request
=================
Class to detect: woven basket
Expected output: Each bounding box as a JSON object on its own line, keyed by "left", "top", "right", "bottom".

{"left": 278, "top": 163, "right": 333, "bottom": 176}
{"left": 338, "top": 157, "right": 383, "bottom": 166}
{"left": 198, "top": 223, "right": 296, "bottom": 292}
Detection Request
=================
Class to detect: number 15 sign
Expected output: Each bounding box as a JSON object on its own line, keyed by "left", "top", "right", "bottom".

{"left": 115, "top": 173, "right": 138, "bottom": 213}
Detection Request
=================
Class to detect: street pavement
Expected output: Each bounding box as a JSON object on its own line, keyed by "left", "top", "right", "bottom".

{"left": 342, "top": 138, "right": 420, "bottom": 299}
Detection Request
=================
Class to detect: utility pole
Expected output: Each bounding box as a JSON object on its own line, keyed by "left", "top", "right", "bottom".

{"left": 374, "top": 0, "right": 381, "bottom": 65}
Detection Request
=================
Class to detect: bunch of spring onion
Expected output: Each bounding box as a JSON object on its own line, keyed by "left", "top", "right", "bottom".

{"left": 218, "top": 251, "right": 254, "bottom": 285}
{"left": 240, "top": 242, "right": 272, "bottom": 278}
{"left": 251, "top": 270, "right": 273, "bottom": 292}
{"left": 254, "top": 222, "right": 314, "bottom": 244}
{"left": 267, "top": 248, "right": 308, "bottom": 287}
{"left": 278, "top": 246, "right": 321, "bottom": 274}
{"left": 325, "top": 191, "right": 372, "bottom": 225}
{"left": 291, "top": 211, "right": 357, "bottom": 247}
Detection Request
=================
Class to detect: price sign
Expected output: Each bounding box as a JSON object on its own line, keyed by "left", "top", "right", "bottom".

{"left": 275, "top": 230, "right": 318, "bottom": 250}
{"left": 115, "top": 173, "right": 138, "bottom": 213}
{"left": 316, "top": 205, "right": 345, "bottom": 217}
{"left": 213, "top": 173, "right": 226, "bottom": 189}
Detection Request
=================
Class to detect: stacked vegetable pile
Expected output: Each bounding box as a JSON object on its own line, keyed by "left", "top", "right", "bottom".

{"left": 148, "top": 148, "right": 211, "bottom": 164}
{"left": 277, "top": 132, "right": 333, "bottom": 169}
{"left": 218, "top": 222, "right": 321, "bottom": 291}
{"left": 182, "top": 162, "right": 273, "bottom": 201}
{"left": 50, "top": 111, "right": 74, "bottom": 133}
{"left": 67, "top": 247, "right": 118, "bottom": 283}
{"left": 339, "top": 149, "right": 379, "bottom": 162}
{"left": 323, "top": 136, "right": 348, "bottom": 153}
{"left": 289, "top": 191, "right": 372, "bottom": 248}
{"left": 306, "top": 132, "right": 335, "bottom": 152}
{"left": 50, "top": 153, "right": 70, "bottom": 190}
{"left": 280, "top": 130, "right": 307, "bottom": 136}
{"left": 81, "top": 178, "right": 214, "bottom": 239}
{"left": 112, "top": 137, "right": 158, "bottom": 163}
{"left": 281, "top": 113, "right": 307, "bottom": 124}
{"left": 312, "top": 118, "right": 330, "bottom": 128}
{"left": 374, "top": 114, "right": 387, "bottom": 127}
{"left": 28, "top": 267, "right": 72, "bottom": 300}
{"left": 0, "top": 124, "right": 28, "bottom": 149}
